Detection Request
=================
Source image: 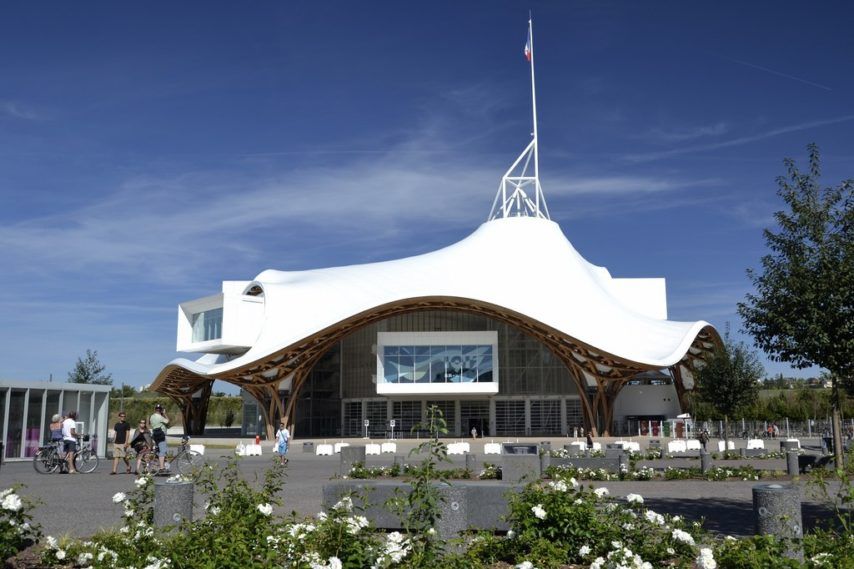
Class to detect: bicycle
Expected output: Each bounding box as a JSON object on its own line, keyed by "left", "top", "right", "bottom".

{"left": 133, "top": 436, "right": 204, "bottom": 477}
{"left": 33, "top": 435, "right": 99, "bottom": 474}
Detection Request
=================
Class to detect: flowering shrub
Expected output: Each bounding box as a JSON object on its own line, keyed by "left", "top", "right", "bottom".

{"left": 479, "top": 462, "right": 502, "bottom": 480}
{"left": 0, "top": 486, "right": 41, "bottom": 561}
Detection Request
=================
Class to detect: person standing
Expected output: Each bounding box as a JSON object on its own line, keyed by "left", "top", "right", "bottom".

{"left": 129, "top": 420, "right": 154, "bottom": 475}
{"left": 275, "top": 420, "right": 290, "bottom": 465}
{"left": 49, "top": 414, "right": 64, "bottom": 444}
{"left": 110, "top": 412, "right": 132, "bottom": 475}
{"left": 149, "top": 404, "right": 170, "bottom": 474}
{"left": 62, "top": 411, "right": 79, "bottom": 474}
{"left": 698, "top": 429, "right": 710, "bottom": 451}
{"left": 586, "top": 431, "right": 594, "bottom": 450}
{"left": 470, "top": 426, "right": 478, "bottom": 439}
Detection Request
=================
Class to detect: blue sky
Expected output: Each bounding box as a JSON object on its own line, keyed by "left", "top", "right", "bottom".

{"left": 1, "top": 1, "right": 852, "bottom": 390}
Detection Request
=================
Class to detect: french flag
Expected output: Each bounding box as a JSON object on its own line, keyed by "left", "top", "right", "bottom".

{"left": 524, "top": 27, "right": 532, "bottom": 61}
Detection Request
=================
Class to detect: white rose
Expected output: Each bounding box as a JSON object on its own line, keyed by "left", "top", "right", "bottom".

{"left": 112, "top": 492, "right": 127, "bottom": 504}
{"left": 626, "top": 493, "right": 643, "bottom": 504}
{"left": 516, "top": 562, "right": 534, "bottom": 569}
{"left": 579, "top": 545, "right": 591, "bottom": 557}
{"left": 531, "top": 504, "right": 547, "bottom": 520}
{"left": 56, "top": 550, "right": 66, "bottom": 560}
{"left": 257, "top": 503, "right": 273, "bottom": 516}
{"left": 593, "top": 487, "right": 609, "bottom": 498}
{"left": 2, "top": 494, "right": 22, "bottom": 511}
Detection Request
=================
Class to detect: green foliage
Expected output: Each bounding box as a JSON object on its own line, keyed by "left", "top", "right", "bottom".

{"left": 0, "top": 486, "right": 41, "bottom": 561}
{"left": 695, "top": 332, "right": 763, "bottom": 429}
{"left": 107, "top": 395, "right": 243, "bottom": 429}
{"left": 68, "top": 349, "right": 113, "bottom": 385}
{"left": 738, "top": 144, "right": 854, "bottom": 389}
{"left": 223, "top": 408, "right": 236, "bottom": 428}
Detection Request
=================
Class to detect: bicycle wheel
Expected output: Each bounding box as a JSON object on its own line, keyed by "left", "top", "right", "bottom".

{"left": 175, "top": 450, "right": 205, "bottom": 476}
{"left": 33, "top": 448, "right": 60, "bottom": 474}
{"left": 74, "top": 449, "right": 100, "bottom": 473}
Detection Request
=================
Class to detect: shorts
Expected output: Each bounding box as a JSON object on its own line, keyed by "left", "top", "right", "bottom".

{"left": 276, "top": 442, "right": 288, "bottom": 456}
{"left": 156, "top": 440, "right": 168, "bottom": 457}
{"left": 63, "top": 440, "right": 77, "bottom": 453}
{"left": 112, "top": 444, "right": 127, "bottom": 458}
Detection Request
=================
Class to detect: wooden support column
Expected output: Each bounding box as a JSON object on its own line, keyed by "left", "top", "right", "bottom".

{"left": 564, "top": 363, "right": 598, "bottom": 436}
{"left": 671, "top": 365, "right": 690, "bottom": 412}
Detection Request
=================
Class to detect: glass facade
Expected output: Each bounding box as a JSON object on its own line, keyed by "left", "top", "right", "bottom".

{"left": 191, "top": 307, "right": 223, "bottom": 342}
{"left": 279, "top": 309, "right": 582, "bottom": 438}
{"left": 0, "top": 381, "right": 110, "bottom": 461}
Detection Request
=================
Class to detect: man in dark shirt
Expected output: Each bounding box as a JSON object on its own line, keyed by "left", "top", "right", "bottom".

{"left": 111, "top": 412, "right": 132, "bottom": 475}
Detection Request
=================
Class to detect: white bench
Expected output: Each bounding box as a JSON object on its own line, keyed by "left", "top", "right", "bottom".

{"left": 483, "top": 443, "right": 501, "bottom": 455}
{"left": 686, "top": 440, "right": 702, "bottom": 451}
{"left": 667, "top": 440, "right": 687, "bottom": 453}
{"left": 747, "top": 439, "right": 765, "bottom": 450}
{"left": 315, "top": 444, "right": 334, "bottom": 456}
{"left": 365, "top": 443, "right": 381, "bottom": 455}
{"left": 717, "top": 440, "right": 735, "bottom": 452}
{"left": 381, "top": 442, "right": 397, "bottom": 454}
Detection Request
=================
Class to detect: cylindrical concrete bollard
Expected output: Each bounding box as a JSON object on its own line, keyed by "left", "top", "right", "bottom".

{"left": 540, "top": 451, "right": 551, "bottom": 474}
{"left": 302, "top": 441, "right": 315, "bottom": 453}
{"left": 340, "top": 445, "right": 366, "bottom": 475}
{"left": 739, "top": 447, "right": 747, "bottom": 458}
{"left": 153, "top": 480, "right": 193, "bottom": 528}
{"left": 753, "top": 483, "right": 803, "bottom": 540}
{"left": 393, "top": 454, "right": 405, "bottom": 467}
{"left": 464, "top": 452, "right": 477, "bottom": 472}
{"left": 700, "top": 451, "right": 712, "bottom": 473}
{"left": 539, "top": 441, "right": 551, "bottom": 453}
{"left": 780, "top": 440, "right": 799, "bottom": 453}
{"left": 786, "top": 451, "right": 800, "bottom": 478}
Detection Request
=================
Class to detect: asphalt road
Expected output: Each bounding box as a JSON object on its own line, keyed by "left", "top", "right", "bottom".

{"left": 0, "top": 441, "right": 838, "bottom": 540}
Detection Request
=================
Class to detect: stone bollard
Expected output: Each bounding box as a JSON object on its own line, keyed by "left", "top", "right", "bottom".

{"left": 753, "top": 483, "right": 803, "bottom": 559}
{"left": 786, "top": 451, "right": 800, "bottom": 478}
{"left": 302, "top": 442, "right": 315, "bottom": 453}
{"left": 700, "top": 451, "right": 712, "bottom": 474}
{"left": 153, "top": 479, "right": 193, "bottom": 528}
{"left": 780, "top": 440, "right": 799, "bottom": 453}
{"left": 540, "top": 451, "right": 551, "bottom": 474}
{"left": 503, "top": 455, "right": 540, "bottom": 483}
{"left": 739, "top": 447, "right": 747, "bottom": 458}
{"left": 464, "top": 452, "right": 477, "bottom": 473}
{"left": 393, "top": 454, "right": 405, "bottom": 468}
{"left": 539, "top": 441, "right": 552, "bottom": 453}
{"left": 340, "top": 445, "right": 366, "bottom": 476}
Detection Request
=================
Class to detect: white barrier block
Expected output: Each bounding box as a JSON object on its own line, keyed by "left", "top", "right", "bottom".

{"left": 785, "top": 438, "right": 801, "bottom": 449}
{"left": 334, "top": 442, "right": 350, "bottom": 454}
{"left": 591, "top": 442, "right": 602, "bottom": 451}
{"left": 747, "top": 439, "right": 765, "bottom": 450}
{"left": 365, "top": 443, "right": 381, "bottom": 455}
{"left": 189, "top": 444, "right": 205, "bottom": 455}
{"left": 668, "top": 440, "right": 687, "bottom": 453}
{"left": 381, "top": 442, "right": 397, "bottom": 454}
{"left": 245, "top": 444, "right": 263, "bottom": 456}
{"left": 447, "top": 442, "right": 466, "bottom": 455}
{"left": 483, "top": 443, "right": 501, "bottom": 455}
{"left": 717, "top": 440, "right": 735, "bottom": 452}
{"left": 315, "top": 444, "right": 334, "bottom": 456}
{"left": 569, "top": 441, "right": 586, "bottom": 451}
{"left": 686, "top": 440, "right": 702, "bottom": 451}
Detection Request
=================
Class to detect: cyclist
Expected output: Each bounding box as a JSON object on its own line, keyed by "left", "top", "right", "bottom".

{"left": 61, "top": 411, "right": 79, "bottom": 474}
{"left": 129, "top": 419, "right": 154, "bottom": 475}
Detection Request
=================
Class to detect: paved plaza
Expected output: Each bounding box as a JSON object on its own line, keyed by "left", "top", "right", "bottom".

{"left": 0, "top": 436, "right": 837, "bottom": 539}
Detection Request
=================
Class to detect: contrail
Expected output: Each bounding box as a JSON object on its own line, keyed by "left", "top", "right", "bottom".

{"left": 727, "top": 57, "right": 833, "bottom": 92}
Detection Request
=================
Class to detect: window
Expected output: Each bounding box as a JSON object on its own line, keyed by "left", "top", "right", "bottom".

{"left": 381, "top": 344, "right": 494, "bottom": 384}
{"left": 191, "top": 307, "right": 223, "bottom": 342}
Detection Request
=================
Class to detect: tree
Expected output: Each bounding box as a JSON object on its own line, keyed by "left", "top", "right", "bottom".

{"left": 695, "top": 332, "right": 764, "bottom": 446}
{"left": 738, "top": 144, "right": 853, "bottom": 466}
{"left": 68, "top": 349, "right": 113, "bottom": 385}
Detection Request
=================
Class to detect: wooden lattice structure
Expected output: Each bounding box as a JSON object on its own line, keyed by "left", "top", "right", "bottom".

{"left": 151, "top": 296, "right": 720, "bottom": 439}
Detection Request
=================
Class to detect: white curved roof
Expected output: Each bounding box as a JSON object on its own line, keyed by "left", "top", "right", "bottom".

{"left": 163, "top": 216, "right": 712, "bottom": 378}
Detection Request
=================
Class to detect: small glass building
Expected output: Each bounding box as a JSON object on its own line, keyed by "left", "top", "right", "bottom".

{"left": 0, "top": 380, "right": 111, "bottom": 461}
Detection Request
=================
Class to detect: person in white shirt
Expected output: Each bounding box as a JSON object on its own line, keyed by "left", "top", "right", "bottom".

{"left": 275, "top": 420, "right": 290, "bottom": 465}
{"left": 61, "top": 411, "right": 79, "bottom": 474}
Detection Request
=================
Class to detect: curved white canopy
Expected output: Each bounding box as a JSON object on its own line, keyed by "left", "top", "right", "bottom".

{"left": 161, "top": 216, "right": 713, "bottom": 380}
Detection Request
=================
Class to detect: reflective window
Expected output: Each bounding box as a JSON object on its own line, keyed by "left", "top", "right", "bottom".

{"left": 381, "top": 345, "right": 495, "bottom": 383}
{"left": 191, "top": 307, "right": 223, "bottom": 342}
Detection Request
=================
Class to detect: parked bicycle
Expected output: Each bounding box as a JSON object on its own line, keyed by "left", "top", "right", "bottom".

{"left": 33, "top": 435, "right": 99, "bottom": 474}
{"left": 133, "top": 436, "right": 204, "bottom": 477}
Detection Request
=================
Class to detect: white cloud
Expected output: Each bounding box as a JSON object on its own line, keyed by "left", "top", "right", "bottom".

{"left": 1, "top": 100, "right": 41, "bottom": 120}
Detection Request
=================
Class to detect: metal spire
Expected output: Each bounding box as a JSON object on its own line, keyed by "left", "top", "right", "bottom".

{"left": 489, "top": 17, "right": 550, "bottom": 221}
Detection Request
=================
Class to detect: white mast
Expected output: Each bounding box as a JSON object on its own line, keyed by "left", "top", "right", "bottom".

{"left": 489, "top": 16, "right": 550, "bottom": 221}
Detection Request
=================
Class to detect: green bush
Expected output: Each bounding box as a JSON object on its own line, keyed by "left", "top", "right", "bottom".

{"left": 0, "top": 486, "right": 41, "bottom": 561}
